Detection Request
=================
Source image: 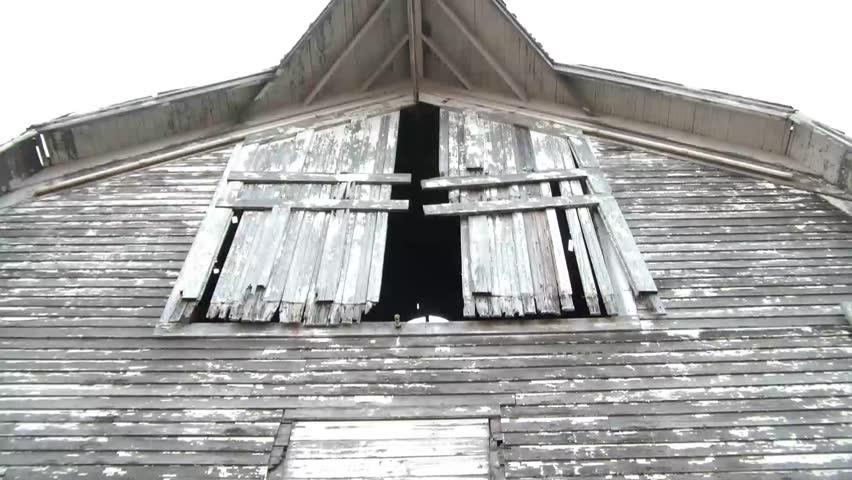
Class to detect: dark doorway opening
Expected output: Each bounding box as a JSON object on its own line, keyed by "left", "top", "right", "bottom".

{"left": 363, "top": 103, "right": 464, "bottom": 322}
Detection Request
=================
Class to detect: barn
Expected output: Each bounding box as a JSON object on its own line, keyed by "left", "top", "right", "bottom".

{"left": 1, "top": 0, "right": 852, "bottom": 478}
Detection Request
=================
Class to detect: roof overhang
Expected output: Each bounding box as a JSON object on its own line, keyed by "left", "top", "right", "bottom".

{"left": 2, "top": 0, "right": 850, "bottom": 205}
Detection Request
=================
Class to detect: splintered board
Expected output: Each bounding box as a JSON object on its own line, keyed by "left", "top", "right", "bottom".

{"left": 167, "top": 111, "right": 402, "bottom": 326}
{"left": 431, "top": 109, "right": 632, "bottom": 318}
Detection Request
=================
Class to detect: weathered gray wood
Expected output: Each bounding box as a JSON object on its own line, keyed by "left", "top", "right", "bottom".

{"left": 210, "top": 134, "right": 297, "bottom": 320}
{"left": 289, "top": 419, "right": 489, "bottom": 441}
{"left": 218, "top": 197, "right": 409, "bottom": 212}
{"left": 434, "top": 0, "right": 526, "bottom": 101}
{"left": 597, "top": 197, "right": 658, "bottom": 295}
{"left": 530, "top": 131, "right": 597, "bottom": 313}
{"left": 843, "top": 301, "right": 852, "bottom": 326}
{"left": 4, "top": 109, "right": 852, "bottom": 480}
{"left": 302, "top": 0, "right": 395, "bottom": 105}
{"left": 515, "top": 126, "right": 561, "bottom": 314}
{"left": 278, "top": 419, "right": 489, "bottom": 479}
{"left": 422, "top": 34, "right": 472, "bottom": 90}
{"left": 3, "top": 466, "right": 267, "bottom": 479}
{"left": 159, "top": 144, "right": 246, "bottom": 324}
{"left": 421, "top": 168, "right": 597, "bottom": 190}
{"left": 360, "top": 34, "right": 410, "bottom": 92}
{"left": 228, "top": 171, "right": 411, "bottom": 185}
{"left": 423, "top": 194, "right": 603, "bottom": 216}
{"left": 365, "top": 114, "right": 400, "bottom": 311}
{"left": 556, "top": 137, "right": 616, "bottom": 314}
{"left": 282, "top": 456, "right": 489, "bottom": 478}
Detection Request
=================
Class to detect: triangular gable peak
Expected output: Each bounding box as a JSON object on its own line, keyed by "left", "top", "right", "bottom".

{"left": 1, "top": 0, "right": 850, "bottom": 204}
{"left": 245, "top": 0, "right": 586, "bottom": 114}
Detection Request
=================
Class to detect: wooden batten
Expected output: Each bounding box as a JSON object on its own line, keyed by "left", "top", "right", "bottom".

{"left": 424, "top": 195, "right": 604, "bottom": 216}
{"left": 421, "top": 168, "right": 600, "bottom": 190}
{"left": 229, "top": 171, "right": 412, "bottom": 185}
{"left": 217, "top": 197, "right": 409, "bottom": 212}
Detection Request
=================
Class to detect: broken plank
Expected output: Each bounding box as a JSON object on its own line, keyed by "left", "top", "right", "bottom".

{"left": 597, "top": 196, "right": 659, "bottom": 294}
{"left": 165, "top": 144, "right": 248, "bottom": 302}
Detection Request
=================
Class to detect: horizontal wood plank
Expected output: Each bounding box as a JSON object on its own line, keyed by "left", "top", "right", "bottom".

{"left": 423, "top": 194, "right": 604, "bottom": 216}
{"left": 228, "top": 171, "right": 411, "bottom": 185}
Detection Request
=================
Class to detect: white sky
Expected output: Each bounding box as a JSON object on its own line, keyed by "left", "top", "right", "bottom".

{"left": 1, "top": 0, "right": 849, "bottom": 144}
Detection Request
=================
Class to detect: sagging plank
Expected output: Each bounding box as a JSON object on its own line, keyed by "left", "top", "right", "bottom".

{"left": 597, "top": 196, "right": 658, "bottom": 295}
{"left": 229, "top": 171, "right": 411, "bottom": 185}
{"left": 158, "top": 144, "right": 248, "bottom": 324}
{"left": 572, "top": 133, "right": 659, "bottom": 297}
{"left": 423, "top": 194, "right": 604, "bottom": 216}
{"left": 421, "top": 168, "right": 600, "bottom": 190}
{"left": 217, "top": 198, "right": 409, "bottom": 212}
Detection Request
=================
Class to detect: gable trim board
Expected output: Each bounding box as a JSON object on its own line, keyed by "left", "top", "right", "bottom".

{"left": 10, "top": 85, "right": 414, "bottom": 204}
{"left": 418, "top": 82, "right": 852, "bottom": 201}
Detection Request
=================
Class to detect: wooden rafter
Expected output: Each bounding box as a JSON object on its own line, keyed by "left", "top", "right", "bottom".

{"left": 407, "top": 0, "right": 424, "bottom": 101}
{"left": 422, "top": 35, "right": 472, "bottom": 90}
{"left": 360, "top": 34, "right": 410, "bottom": 92}
{"left": 303, "top": 0, "right": 394, "bottom": 106}
{"left": 435, "top": 0, "right": 527, "bottom": 102}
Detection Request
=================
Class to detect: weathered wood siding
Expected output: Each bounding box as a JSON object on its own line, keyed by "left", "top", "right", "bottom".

{"left": 0, "top": 138, "right": 851, "bottom": 478}
{"left": 278, "top": 419, "right": 490, "bottom": 479}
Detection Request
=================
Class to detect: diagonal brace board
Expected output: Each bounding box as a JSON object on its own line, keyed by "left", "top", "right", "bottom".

{"left": 422, "top": 34, "right": 472, "bottom": 90}
{"left": 303, "top": 0, "right": 396, "bottom": 105}
{"left": 361, "top": 34, "right": 411, "bottom": 92}
{"left": 434, "top": 0, "right": 527, "bottom": 101}
{"left": 568, "top": 133, "right": 660, "bottom": 299}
